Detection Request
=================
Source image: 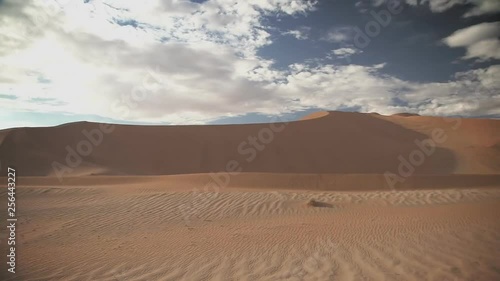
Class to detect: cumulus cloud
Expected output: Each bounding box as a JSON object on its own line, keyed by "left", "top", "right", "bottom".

{"left": 410, "top": 0, "right": 465, "bottom": 13}
{"left": 464, "top": 0, "right": 500, "bottom": 17}
{"left": 0, "top": 0, "right": 315, "bottom": 123}
{"left": 443, "top": 22, "right": 500, "bottom": 61}
{"left": 272, "top": 62, "right": 500, "bottom": 117}
{"left": 402, "top": 65, "right": 500, "bottom": 116}
{"left": 406, "top": 0, "right": 500, "bottom": 17}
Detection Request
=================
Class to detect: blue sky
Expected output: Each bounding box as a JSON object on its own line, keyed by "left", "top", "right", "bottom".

{"left": 0, "top": 0, "right": 499, "bottom": 129}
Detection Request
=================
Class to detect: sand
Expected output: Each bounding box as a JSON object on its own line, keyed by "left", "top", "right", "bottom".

{"left": 1, "top": 111, "right": 500, "bottom": 280}
{"left": 1, "top": 180, "right": 499, "bottom": 280}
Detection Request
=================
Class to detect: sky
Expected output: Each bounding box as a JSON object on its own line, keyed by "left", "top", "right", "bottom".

{"left": 0, "top": 0, "right": 499, "bottom": 129}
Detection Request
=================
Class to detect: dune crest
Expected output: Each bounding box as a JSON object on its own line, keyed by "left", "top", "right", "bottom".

{"left": 299, "top": 111, "right": 330, "bottom": 120}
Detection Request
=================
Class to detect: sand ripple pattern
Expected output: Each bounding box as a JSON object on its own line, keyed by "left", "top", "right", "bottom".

{"left": 4, "top": 187, "right": 500, "bottom": 281}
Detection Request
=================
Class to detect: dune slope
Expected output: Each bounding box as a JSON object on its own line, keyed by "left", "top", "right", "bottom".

{"left": 1, "top": 111, "right": 499, "bottom": 178}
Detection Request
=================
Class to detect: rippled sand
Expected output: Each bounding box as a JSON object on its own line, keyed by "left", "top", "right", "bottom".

{"left": 4, "top": 182, "right": 500, "bottom": 281}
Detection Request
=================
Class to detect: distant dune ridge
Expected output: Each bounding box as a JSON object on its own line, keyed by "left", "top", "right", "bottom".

{"left": 1, "top": 111, "right": 499, "bottom": 189}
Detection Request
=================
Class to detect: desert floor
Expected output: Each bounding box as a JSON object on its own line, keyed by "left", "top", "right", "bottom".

{"left": 2, "top": 178, "right": 500, "bottom": 281}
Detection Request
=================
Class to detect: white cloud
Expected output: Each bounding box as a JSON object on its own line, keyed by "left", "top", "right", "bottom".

{"left": 0, "top": 0, "right": 315, "bottom": 124}
{"left": 321, "top": 26, "right": 355, "bottom": 43}
{"left": 276, "top": 62, "right": 500, "bottom": 117}
{"left": 402, "top": 65, "right": 500, "bottom": 116}
{"left": 283, "top": 26, "right": 311, "bottom": 40}
{"left": 406, "top": 0, "right": 500, "bottom": 17}
{"left": 330, "top": 47, "right": 363, "bottom": 58}
{"left": 443, "top": 22, "right": 500, "bottom": 47}
{"left": 464, "top": 39, "right": 500, "bottom": 60}
{"left": 418, "top": 0, "right": 465, "bottom": 13}
{"left": 443, "top": 22, "right": 500, "bottom": 61}
{"left": 464, "top": 0, "right": 500, "bottom": 17}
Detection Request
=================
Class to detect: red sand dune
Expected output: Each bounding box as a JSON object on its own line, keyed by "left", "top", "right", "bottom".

{"left": 1, "top": 111, "right": 499, "bottom": 189}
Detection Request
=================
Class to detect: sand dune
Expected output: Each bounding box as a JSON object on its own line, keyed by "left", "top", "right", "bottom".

{"left": 1, "top": 111, "right": 499, "bottom": 177}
